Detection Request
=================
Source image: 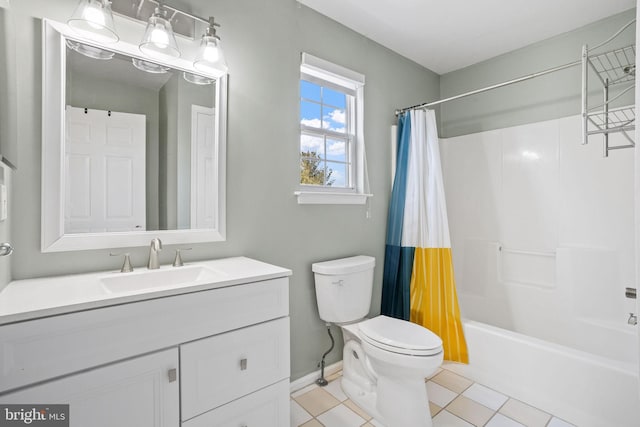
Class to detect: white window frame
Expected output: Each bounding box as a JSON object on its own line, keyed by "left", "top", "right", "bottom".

{"left": 295, "top": 53, "right": 371, "bottom": 205}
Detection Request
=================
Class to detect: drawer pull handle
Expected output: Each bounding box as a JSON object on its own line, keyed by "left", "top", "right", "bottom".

{"left": 168, "top": 368, "right": 177, "bottom": 383}
{"left": 240, "top": 358, "right": 248, "bottom": 371}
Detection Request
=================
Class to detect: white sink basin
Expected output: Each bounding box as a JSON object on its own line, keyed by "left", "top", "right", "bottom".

{"left": 100, "top": 265, "right": 223, "bottom": 294}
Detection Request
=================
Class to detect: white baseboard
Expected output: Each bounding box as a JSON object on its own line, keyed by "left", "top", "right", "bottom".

{"left": 290, "top": 361, "right": 343, "bottom": 393}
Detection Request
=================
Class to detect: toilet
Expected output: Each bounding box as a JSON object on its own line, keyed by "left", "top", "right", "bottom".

{"left": 312, "top": 255, "right": 443, "bottom": 427}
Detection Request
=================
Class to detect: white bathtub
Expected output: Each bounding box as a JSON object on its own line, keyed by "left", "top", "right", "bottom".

{"left": 444, "top": 320, "right": 640, "bottom": 427}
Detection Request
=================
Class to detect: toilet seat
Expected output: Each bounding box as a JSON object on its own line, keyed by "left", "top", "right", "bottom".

{"left": 359, "top": 315, "right": 443, "bottom": 356}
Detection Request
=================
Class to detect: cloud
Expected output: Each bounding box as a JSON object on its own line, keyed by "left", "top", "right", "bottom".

{"left": 300, "top": 118, "right": 325, "bottom": 129}
{"left": 328, "top": 168, "right": 345, "bottom": 187}
{"left": 328, "top": 109, "right": 345, "bottom": 124}
{"left": 300, "top": 134, "right": 323, "bottom": 153}
{"left": 326, "top": 140, "right": 345, "bottom": 156}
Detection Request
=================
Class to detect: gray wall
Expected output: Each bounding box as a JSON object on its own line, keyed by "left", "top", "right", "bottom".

{"left": 440, "top": 9, "right": 636, "bottom": 137}
{"left": 8, "top": 0, "right": 439, "bottom": 381}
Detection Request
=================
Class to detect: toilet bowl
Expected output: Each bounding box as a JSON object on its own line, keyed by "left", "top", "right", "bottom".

{"left": 312, "top": 256, "right": 444, "bottom": 427}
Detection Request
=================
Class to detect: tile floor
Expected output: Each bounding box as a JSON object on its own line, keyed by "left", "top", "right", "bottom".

{"left": 290, "top": 364, "right": 576, "bottom": 427}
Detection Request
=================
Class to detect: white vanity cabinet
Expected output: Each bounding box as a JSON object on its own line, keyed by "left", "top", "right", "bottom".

{"left": 0, "top": 258, "right": 291, "bottom": 427}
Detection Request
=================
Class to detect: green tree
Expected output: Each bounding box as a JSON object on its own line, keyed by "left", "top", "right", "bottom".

{"left": 300, "top": 151, "right": 334, "bottom": 186}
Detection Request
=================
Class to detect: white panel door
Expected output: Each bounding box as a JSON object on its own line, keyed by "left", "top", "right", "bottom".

{"left": 0, "top": 348, "right": 179, "bottom": 427}
{"left": 65, "top": 106, "right": 146, "bottom": 233}
{"left": 190, "top": 105, "right": 216, "bottom": 229}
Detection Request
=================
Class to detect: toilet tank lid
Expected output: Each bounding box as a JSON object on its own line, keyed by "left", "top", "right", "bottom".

{"left": 312, "top": 255, "right": 375, "bottom": 275}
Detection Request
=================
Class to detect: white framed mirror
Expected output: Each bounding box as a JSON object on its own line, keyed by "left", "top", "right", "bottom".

{"left": 41, "top": 19, "right": 227, "bottom": 252}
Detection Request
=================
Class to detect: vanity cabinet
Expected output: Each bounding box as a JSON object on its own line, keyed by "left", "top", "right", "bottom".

{"left": 0, "top": 260, "right": 291, "bottom": 427}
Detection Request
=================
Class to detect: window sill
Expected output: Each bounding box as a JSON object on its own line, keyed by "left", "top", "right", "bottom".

{"left": 294, "top": 191, "right": 373, "bottom": 205}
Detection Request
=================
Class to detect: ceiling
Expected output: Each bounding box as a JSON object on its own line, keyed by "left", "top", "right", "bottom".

{"left": 298, "top": 0, "right": 636, "bottom": 74}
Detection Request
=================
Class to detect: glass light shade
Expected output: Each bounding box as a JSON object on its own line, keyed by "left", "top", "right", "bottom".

{"left": 66, "top": 40, "right": 114, "bottom": 60}
{"left": 193, "top": 35, "right": 228, "bottom": 74}
{"left": 131, "top": 58, "right": 169, "bottom": 74}
{"left": 183, "top": 72, "right": 213, "bottom": 85}
{"left": 67, "top": 0, "right": 119, "bottom": 43}
{"left": 139, "top": 13, "right": 180, "bottom": 59}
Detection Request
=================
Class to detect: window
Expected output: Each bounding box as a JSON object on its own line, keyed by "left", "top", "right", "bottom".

{"left": 296, "top": 53, "right": 370, "bottom": 205}
{"left": 300, "top": 81, "right": 350, "bottom": 188}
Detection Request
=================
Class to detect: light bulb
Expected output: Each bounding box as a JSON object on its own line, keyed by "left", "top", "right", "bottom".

{"left": 139, "top": 9, "right": 180, "bottom": 58}
{"left": 67, "top": 0, "right": 119, "bottom": 43}
{"left": 82, "top": 4, "right": 106, "bottom": 29}
{"left": 150, "top": 26, "right": 170, "bottom": 47}
{"left": 193, "top": 33, "right": 228, "bottom": 74}
{"left": 202, "top": 44, "right": 220, "bottom": 62}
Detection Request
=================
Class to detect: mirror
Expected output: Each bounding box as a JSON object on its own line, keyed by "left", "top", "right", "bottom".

{"left": 42, "top": 19, "right": 227, "bottom": 252}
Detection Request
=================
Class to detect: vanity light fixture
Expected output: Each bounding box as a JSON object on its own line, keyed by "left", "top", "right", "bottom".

{"left": 138, "top": 4, "right": 180, "bottom": 59}
{"left": 67, "top": 0, "right": 229, "bottom": 75}
{"left": 67, "top": 0, "right": 119, "bottom": 43}
{"left": 193, "top": 17, "right": 228, "bottom": 74}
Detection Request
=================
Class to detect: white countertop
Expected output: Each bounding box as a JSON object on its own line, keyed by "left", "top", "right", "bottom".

{"left": 0, "top": 257, "right": 292, "bottom": 326}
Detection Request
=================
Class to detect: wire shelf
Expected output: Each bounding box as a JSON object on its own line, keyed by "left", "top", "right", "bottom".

{"left": 587, "top": 106, "right": 635, "bottom": 131}
{"left": 582, "top": 21, "right": 636, "bottom": 156}
{"left": 588, "top": 45, "right": 636, "bottom": 85}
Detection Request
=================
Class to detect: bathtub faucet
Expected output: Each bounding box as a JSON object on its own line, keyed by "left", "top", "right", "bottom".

{"left": 628, "top": 313, "right": 637, "bottom": 326}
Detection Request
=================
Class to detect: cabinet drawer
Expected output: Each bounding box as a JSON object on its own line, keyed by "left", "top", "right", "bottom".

{"left": 180, "top": 317, "right": 290, "bottom": 421}
{"left": 182, "top": 379, "right": 289, "bottom": 427}
{"left": 0, "top": 277, "right": 288, "bottom": 393}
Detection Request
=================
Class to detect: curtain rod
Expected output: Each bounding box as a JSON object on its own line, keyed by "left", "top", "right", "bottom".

{"left": 394, "top": 59, "right": 582, "bottom": 116}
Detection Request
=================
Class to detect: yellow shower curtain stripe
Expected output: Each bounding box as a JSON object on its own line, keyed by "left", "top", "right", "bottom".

{"left": 410, "top": 247, "right": 468, "bottom": 363}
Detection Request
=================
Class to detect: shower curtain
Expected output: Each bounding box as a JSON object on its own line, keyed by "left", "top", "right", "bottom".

{"left": 381, "top": 109, "right": 468, "bottom": 363}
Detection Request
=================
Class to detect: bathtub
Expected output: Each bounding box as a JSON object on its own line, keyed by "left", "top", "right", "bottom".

{"left": 444, "top": 320, "right": 640, "bottom": 427}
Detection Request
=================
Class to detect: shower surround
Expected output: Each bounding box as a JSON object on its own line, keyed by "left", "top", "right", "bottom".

{"left": 440, "top": 114, "right": 638, "bottom": 425}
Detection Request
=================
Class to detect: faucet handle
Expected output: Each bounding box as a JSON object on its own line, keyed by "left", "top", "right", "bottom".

{"left": 173, "top": 248, "right": 192, "bottom": 267}
{"left": 110, "top": 252, "right": 133, "bottom": 273}
{"left": 151, "top": 237, "right": 163, "bottom": 251}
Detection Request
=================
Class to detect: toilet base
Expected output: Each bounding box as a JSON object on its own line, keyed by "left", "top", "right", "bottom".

{"left": 341, "top": 376, "right": 383, "bottom": 424}
{"left": 342, "top": 375, "right": 434, "bottom": 427}
{"left": 375, "top": 374, "right": 433, "bottom": 427}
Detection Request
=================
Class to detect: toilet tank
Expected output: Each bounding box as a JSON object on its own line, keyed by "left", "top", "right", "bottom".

{"left": 312, "top": 256, "right": 375, "bottom": 324}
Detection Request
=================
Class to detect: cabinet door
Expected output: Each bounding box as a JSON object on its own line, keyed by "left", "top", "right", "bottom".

{"left": 0, "top": 348, "right": 179, "bottom": 427}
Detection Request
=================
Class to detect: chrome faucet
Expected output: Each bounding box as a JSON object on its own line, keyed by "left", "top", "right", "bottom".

{"left": 147, "top": 238, "right": 162, "bottom": 269}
